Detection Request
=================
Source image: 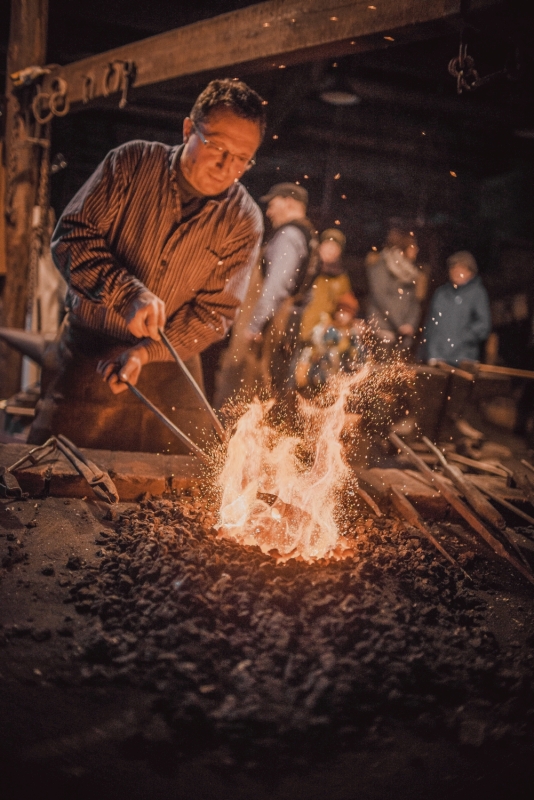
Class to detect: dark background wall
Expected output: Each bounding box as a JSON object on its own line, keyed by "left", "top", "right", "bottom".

{"left": 2, "top": 0, "right": 534, "bottom": 368}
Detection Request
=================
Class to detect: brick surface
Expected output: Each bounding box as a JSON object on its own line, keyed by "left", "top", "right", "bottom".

{"left": 0, "top": 443, "right": 203, "bottom": 501}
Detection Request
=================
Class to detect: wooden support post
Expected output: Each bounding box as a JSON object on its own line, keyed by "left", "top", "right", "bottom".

{"left": 1, "top": 0, "right": 49, "bottom": 398}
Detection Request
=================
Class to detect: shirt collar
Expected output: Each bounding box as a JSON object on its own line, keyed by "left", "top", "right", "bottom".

{"left": 169, "top": 144, "right": 233, "bottom": 220}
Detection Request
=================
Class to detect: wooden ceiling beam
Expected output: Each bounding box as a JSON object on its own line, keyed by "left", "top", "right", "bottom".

{"left": 40, "top": 0, "right": 502, "bottom": 112}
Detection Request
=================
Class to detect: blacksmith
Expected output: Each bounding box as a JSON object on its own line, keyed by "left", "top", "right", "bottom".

{"left": 28, "top": 79, "right": 266, "bottom": 453}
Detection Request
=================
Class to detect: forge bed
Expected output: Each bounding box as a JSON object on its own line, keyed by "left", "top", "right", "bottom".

{"left": 1, "top": 444, "right": 534, "bottom": 800}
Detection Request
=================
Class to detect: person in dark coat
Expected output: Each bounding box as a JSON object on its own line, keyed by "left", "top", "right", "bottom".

{"left": 421, "top": 250, "right": 491, "bottom": 366}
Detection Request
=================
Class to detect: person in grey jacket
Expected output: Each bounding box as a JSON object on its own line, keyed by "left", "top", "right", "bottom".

{"left": 214, "top": 183, "right": 316, "bottom": 405}
{"left": 421, "top": 251, "right": 491, "bottom": 366}
{"left": 366, "top": 230, "right": 421, "bottom": 353}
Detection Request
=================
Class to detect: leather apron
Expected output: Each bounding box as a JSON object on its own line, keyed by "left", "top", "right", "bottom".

{"left": 28, "top": 315, "right": 217, "bottom": 455}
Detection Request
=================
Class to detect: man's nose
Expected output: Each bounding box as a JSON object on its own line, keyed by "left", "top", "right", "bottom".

{"left": 214, "top": 149, "right": 231, "bottom": 168}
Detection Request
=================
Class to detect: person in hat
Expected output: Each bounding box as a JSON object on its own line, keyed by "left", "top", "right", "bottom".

{"left": 215, "top": 181, "right": 317, "bottom": 404}
{"left": 28, "top": 78, "right": 266, "bottom": 453}
{"left": 420, "top": 250, "right": 491, "bottom": 366}
{"left": 249, "top": 183, "right": 318, "bottom": 393}
{"left": 246, "top": 182, "right": 316, "bottom": 344}
{"left": 299, "top": 227, "right": 353, "bottom": 343}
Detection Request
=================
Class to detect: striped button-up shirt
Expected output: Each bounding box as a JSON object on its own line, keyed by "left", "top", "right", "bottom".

{"left": 51, "top": 140, "right": 263, "bottom": 363}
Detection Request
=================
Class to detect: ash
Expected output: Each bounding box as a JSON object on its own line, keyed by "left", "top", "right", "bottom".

{"left": 69, "top": 495, "right": 533, "bottom": 753}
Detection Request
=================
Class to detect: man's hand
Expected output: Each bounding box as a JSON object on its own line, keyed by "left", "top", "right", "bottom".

{"left": 123, "top": 290, "right": 165, "bottom": 340}
{"left": 97, "top": 346, "right": 149, "bottom": 395}
{"left": 398, "top": 324, "right": 415, "bottom": 337}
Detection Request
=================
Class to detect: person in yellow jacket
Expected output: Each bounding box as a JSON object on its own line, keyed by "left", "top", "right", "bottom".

{"left": 299, "top": 228, "right": 352, "bottom": 343}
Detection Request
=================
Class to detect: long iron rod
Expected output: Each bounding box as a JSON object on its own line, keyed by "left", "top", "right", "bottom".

{"left": 389, "top": 485, "right": 470, "bottom": 581}
{"left": 158, "top": 328, "right": 226, "bottom": 443}
{"left": 125, "top": 381, "right": 211, "bottom": 466}
{"left": 390, "top": 432, "right": 534, "bottom": 586}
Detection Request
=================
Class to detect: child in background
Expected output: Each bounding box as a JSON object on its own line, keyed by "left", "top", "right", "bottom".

{"left": 299, "top": 228, "right": 352, "bottom": 343}
{"left": 295, "top": 293, "right": 366, "bottom": 391}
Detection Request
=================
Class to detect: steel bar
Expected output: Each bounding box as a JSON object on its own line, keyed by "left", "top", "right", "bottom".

{"left": 389, "top": 485, "right": 470, "bottom": 580}
{"left": 473, "top": 363, "right": 534, "bottom": 381}
{"left": 158, "top": 328, "right": 226, "bottom": 443}
{"left": 446, "top": 452, "right": 511, "bottom": 480}
{"left": 422, "top": 437, "right": 506, "bottom": 531}
{"left": 422, "top": 437, "right": 531, "bottom": 572}
{"left": 390, "top": 432, "right": 534, "bottom": 587}
{"left": 476, "top": 486, "right": 534, "bottom": 527}
{"left": 355, "top": 485, "right": 382, "bottom": 517}
{"left": 125, "top": 381, "right": 211, "bottom": 466}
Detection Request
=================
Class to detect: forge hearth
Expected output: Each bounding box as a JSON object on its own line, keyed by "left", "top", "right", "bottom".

{"left": 9, "top": 494, "right": 532, "bottom": 744}
{"left": 1, "top": 483, "right": 534, "bottom": 799}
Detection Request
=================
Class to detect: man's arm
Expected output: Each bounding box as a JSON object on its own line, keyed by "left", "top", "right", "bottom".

{"left": 148, "top": 223, "right": 263, "bottom": 362}
{"left": 247, "top": 225, "right": 308, "bottom": 336}
{"left": 422, "top": 293, "right": 441, "bottom": 362}
{"left": 52, "top": 142, "right": 164, "bottom": 339}
{"left": 100, "top": 211, "right": 263, "bottom": 392}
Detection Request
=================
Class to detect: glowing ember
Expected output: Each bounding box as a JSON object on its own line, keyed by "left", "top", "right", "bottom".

{"left": 216, "top": 367, "right": 371, "bottom": 560}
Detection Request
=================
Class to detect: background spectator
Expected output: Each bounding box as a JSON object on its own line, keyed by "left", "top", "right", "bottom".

{"left": 299, "top": 228, "right": 352, "bottom": 343}
{"left": 420, "top": 250, "right": 491, "bottom": 366}
{"left": 366, "top": 230, "right": 421, "bottom": 354}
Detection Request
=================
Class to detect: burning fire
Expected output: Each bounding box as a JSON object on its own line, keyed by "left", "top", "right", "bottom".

{"left": 216, "top": 367, "right": 372, "bottom": 560}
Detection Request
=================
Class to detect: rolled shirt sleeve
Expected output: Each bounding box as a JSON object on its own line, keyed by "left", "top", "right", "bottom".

{"left": 51, "top": 140, "right": 263, "bottom": 363}
{"left": 52, "top": 145, "right": 150, "bottom": 317}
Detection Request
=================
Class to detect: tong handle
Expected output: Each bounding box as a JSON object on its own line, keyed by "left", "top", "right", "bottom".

{"left": 125, "top": 381, "right": 211, "bottom": 466}
{"left": 158, "top": 328, "right": 226, "bottom": 443}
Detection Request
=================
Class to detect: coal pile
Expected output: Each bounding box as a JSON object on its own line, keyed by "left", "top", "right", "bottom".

{"left": 61, "top": 495, "right": 534, "bottom": 756}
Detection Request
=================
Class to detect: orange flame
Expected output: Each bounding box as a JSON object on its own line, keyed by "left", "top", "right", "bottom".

{"left": 217, "top": 367, "right": 371, "bottom": 560}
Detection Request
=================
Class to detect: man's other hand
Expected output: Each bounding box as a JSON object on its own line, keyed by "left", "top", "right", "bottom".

{"left": 123, "top": 290, "right": 166, "bottom": 340}
{"left": 97, "top": 346, "right": 149, "bottom": 395}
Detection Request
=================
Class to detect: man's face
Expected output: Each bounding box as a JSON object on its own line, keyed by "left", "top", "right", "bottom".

{"left": 449, "top": 263, "right": 474, "bottom": 287}
{"left": 180, "top": 108, "right": 261, "bottom": 196}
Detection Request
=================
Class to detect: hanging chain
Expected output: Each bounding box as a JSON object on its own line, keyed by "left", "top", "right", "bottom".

{"left": 5, "top": 112, "right": 24, "bottom": 223}
{"left": 26, "top": 120, "right": 51, "bottom": 317}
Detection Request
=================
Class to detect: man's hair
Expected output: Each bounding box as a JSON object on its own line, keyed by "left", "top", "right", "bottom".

{"left": 190, "top": 78, "right": 267, "bottom": 139}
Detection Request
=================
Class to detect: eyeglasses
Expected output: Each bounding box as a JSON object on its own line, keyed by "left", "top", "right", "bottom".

{"left": 192, "top": 121, "right": 256, "bottom": 172}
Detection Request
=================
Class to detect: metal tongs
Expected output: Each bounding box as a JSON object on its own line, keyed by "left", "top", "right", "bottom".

{"left": 123, "top": 329, "right": 226, "bottom": 465}
{"left": 2, "top": 434, "right": 120, "bottom": 503}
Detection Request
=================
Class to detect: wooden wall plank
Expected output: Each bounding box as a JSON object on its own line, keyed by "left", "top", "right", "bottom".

{"left": 40, "top": 0, "right": 501, "bottom": 110}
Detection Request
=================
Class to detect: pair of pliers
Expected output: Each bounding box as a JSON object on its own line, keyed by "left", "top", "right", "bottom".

{"left": 4, "top": 435, "right": 119, "bottom": 504}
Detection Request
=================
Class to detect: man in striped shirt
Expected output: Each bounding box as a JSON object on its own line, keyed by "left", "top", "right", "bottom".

{"left": 28, "top": 79, "right": 265, "bottom": 454}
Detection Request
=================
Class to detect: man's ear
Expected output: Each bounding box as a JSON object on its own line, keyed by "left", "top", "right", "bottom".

{"left": 183, "top": 116, "right": 193, "bottom": 143}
